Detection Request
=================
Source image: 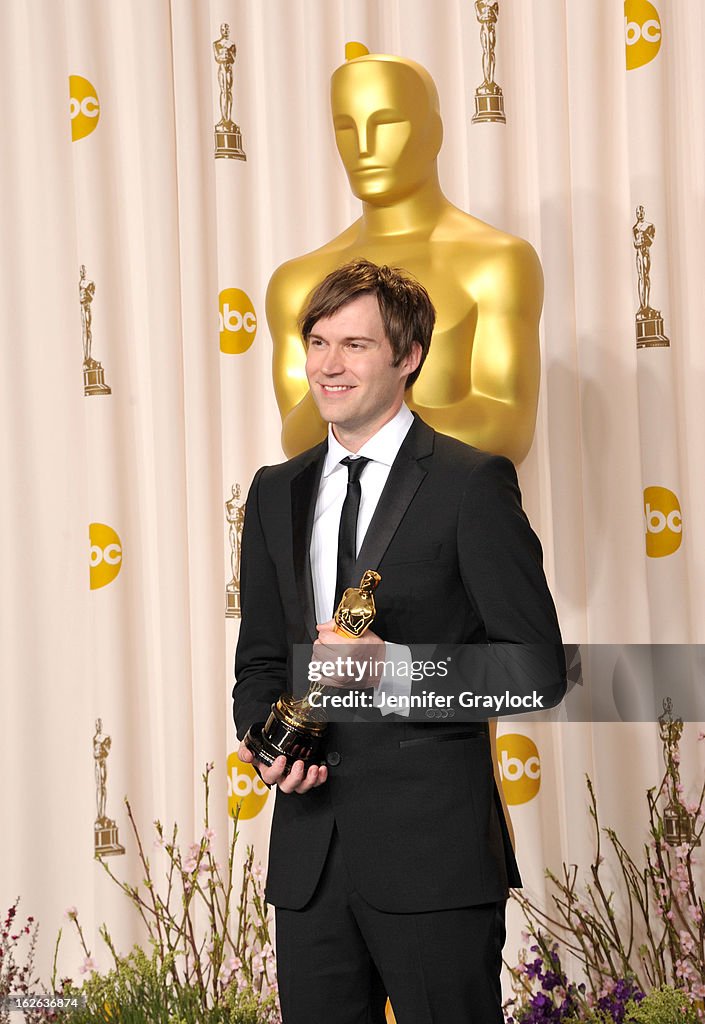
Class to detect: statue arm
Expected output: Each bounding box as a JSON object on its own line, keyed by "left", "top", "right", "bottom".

{"left": 267, "top": 266, "right": 327, "bottom": 457}
{"left": 408, "top": 240, "right": 543, "bottom": 464}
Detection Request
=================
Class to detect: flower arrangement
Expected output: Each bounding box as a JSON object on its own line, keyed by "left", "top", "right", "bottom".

{"left": 505, "top": 701, "right": 705, "bottom": 1023}
{"left": 0, "top": 900, "right": 40, "bottom": 1024}
{"left": 2, "top": 763, "right": 279, "bottom": 1023}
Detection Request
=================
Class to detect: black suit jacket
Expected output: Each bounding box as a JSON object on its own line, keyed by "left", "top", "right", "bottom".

{"left": 233, "top": 415, "right": 565, "bottom": 912}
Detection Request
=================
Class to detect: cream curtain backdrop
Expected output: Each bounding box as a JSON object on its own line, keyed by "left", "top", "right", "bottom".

{"left": 1, "top": 0, "right": 703, "bottom": 996}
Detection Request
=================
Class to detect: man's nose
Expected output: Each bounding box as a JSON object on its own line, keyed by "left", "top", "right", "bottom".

{"left": 321, "top": 347, "right": 345, "bottom": 374}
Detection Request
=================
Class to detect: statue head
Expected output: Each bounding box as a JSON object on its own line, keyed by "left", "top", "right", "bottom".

{"left": 330, "top": 54, "right": 443, "bottom": 205}
{"left": 220, "top": 23, "right": 229, "bottom": 38}
{"left": 636, "top": 205, "right": 645, "bottom": 221}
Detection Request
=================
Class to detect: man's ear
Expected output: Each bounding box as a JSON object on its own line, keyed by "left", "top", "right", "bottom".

{"left": 403, "top": 341, "right": 423, "bottom": 377}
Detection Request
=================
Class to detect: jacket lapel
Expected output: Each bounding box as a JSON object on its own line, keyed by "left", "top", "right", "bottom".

{"left": 290, "top": 443, "right": 326, "bottom": 641}
{"left": 354, "top": 415, "right": 434, "bottom": 579}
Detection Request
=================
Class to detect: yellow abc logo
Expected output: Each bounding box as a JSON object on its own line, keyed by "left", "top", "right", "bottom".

{"left": 219, "top": 288, "right": 257, "bottom": 354}
{"left": 624, "top": 0, "right": 662, "bottom": 70}
{"left": 345, "top": 41, "right": 370, "bottom": 60}
{"left": 89, "top": 523, "right": 122, "bottom": 590}
{"left": 644, "top": 486, "right": 682, "bottom": 558}
{"left": 227, "top": 752, "right": 269, "bottom": 820}
{"left": 69, "top": 75, "right": 100, "bottom": 141}
{"left": 496, "top": 733, "right": 540, "bottom": 806}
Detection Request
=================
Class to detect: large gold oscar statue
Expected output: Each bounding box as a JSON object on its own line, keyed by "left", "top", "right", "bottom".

{"left": 267, "top": 52, "right": 543, "bottom": 466}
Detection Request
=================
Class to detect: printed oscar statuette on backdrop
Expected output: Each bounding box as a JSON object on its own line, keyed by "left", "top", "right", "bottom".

{"left": 93, "top": 719, "right": 125, "bottom": 857}
{"left": 633, "top": 205, "right": 670, "bottom": 349}
{"left": 213, "top": 23, "right": 246, "bottom": 160}
{"left": 244, "top": 570, "right": 382, "bottom": 772}
{"left": 472, "top": 0, "right": 506, "bottom": 124}
{"left": 225, "top": 484, "right": 245, "bottom": 618}
{"left": 80, "top": 266, "right": 111, "bottom": 396}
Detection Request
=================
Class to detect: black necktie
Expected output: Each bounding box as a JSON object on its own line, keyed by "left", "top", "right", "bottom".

{"left": 335, "top": 456, "right": 370, "bottom": 608}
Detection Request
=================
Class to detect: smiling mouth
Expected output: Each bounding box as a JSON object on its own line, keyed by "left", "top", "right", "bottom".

{"left": 319, "top": 384, "right": 355, "bottom": 393}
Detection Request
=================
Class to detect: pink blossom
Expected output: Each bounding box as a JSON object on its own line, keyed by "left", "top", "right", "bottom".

{"left": 692, "top": 982, "right": 705, "bottom": 999}
{"left": 64, "top": 906, "right": 77, "bottom": 920}
{"left": 183, "top": 856, "right": 198, "bottom": 873}
{"left": 697, "top": 731, "right": 705, "bottom": 742}
{"left": 79, "top": 956, "right": 97, "bottom": 975}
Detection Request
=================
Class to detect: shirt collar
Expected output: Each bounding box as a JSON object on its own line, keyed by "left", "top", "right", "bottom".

{"left": 323, "top": 403, "right": 414, "bottom": 478}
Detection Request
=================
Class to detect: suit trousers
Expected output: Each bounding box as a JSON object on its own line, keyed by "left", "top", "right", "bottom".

{"left": 275, "top": 826, "right": 507, "bottom": 1024}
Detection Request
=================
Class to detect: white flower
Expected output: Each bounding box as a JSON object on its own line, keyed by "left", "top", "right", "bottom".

{"left": 79, "top": 956, "right": 97, "bottom": 975}
{"left": 64, "top": 906, "right": 78, "bottom": 920}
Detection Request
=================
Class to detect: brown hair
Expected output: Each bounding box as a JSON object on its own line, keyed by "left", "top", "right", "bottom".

{"left": 299, "top": 259, "right": 435, "bottom": 388}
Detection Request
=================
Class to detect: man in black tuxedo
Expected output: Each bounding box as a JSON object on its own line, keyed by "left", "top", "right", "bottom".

{"left": 234, "top": 260, "right": 565, "bottom": 1024}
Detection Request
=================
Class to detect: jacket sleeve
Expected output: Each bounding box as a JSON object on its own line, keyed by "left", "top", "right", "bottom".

{"left": 409, "top": 454, "right": 566, "bottom": 719}
{"left": 232, "top": 467, "right": 290, "bottom": 739}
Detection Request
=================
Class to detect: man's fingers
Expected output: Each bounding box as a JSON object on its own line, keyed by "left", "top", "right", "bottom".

{"left": 237, "top": 740, "right": 254, "bottom": 763}
{"left": 258, "top": 755, "right": 288, "bottom": 786}
{"left": 279, "top": 760, "right": 328, "bottom": 794}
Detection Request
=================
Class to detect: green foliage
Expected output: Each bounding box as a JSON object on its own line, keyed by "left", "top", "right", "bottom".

{"left": 61, "top": 941, "right": 278, "bottom": 1024}
{"left": 623, "top": 985, "right": 698, "bottom": 1024}
{"left": 507, "top": 708, "right": 705, "bottom": 1016}
{"left": 53, "top": 763, "right": 279, "bottom": 1023}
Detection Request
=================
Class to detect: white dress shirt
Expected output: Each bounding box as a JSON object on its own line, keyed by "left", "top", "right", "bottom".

{"left": 310, "top": 403, "right": 414, "bottom": 715}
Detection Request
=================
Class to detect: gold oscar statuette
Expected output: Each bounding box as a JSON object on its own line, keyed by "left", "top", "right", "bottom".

{"left": 225, "top": 483, "right": 245, "bottom": 618}
{"left": 93, "top": 718, "right": 125, "bottom": 857}
{"left": 658, "top": 698, "right": 699, "bottom": 847}
{"left": 213, "top": 23, "right": 246, "bottom": 160}
{"left": 243, "top": 571, "right": 381, "bottom": 772}
{"left": 80, "top": 266, "right": 111, "bottom": 396}
{"left": 472, "top": 1, "right": 506, "bottom": 124}
{"left": 633, "top": 205, "right": 670, "bottom": 348}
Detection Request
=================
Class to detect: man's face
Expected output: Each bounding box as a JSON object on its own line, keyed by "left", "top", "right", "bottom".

{"left": 331, "top": 61, "right": 440, "bottom": 204}
{"left": 305, "top": 293, "right": 419, "bottom": 445}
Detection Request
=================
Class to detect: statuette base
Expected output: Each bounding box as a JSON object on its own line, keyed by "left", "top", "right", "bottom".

{"left": 636, "top": 313, "right": 670, "bottom": 349}
{"left": 83, "top": 363, "right": 112, "bottom": 396}
{"left": 472, "top": 90, "right": 506, "bottom": 123}
{"left": 244, "top": 694, "right": 327, "bottom": 774}
{"left": 94, "top": 819, "right": 125, "bottom": 858}
{"left": 225, "top": 587, "right": 241, "bottom": 618}
{"left": 215, "top": 125, "right": 246, "bottom": 160}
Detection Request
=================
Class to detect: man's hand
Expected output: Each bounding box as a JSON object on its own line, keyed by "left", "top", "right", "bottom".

{"left": 313, "top": 620, "right": 386, "bottom": 688}
{"left": 238, "top": 740, "right": 328, "bottom": 793}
